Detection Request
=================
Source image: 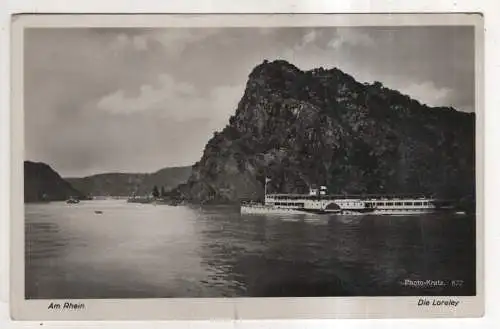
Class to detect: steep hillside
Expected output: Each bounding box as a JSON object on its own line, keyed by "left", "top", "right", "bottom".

{"left": 67, "top": 166, "right": 192, "bottom": 197}
{"left": 170, "top": 60, "right": 475, "bottom": 205}
{"left": 24, "top": 161, "right": 85, "bottom": 202}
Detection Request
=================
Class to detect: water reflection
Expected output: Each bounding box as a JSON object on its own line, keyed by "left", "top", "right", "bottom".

{"left": 25, "top": 201, "right": 476, "bottom": 298}
{"left": 197, "top": 210, "right": 475, "bottom": 297}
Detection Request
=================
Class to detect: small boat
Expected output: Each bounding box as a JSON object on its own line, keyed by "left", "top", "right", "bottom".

{"left": 94, "top": 210, "right": 103, "bottom": 214}
{"left": 66, "top": 197, "right": 80, "bottom": 204}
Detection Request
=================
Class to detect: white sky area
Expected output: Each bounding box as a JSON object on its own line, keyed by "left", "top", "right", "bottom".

{"left": 24, "top": 27, "right": 475, "bottom": 177}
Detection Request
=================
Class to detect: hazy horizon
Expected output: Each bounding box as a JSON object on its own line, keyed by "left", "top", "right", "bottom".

{"left": 24, "top": 159, "right": 192, "bottom": 179}
{"left": 25, "top": 26, "right": 475, "bottom": 177}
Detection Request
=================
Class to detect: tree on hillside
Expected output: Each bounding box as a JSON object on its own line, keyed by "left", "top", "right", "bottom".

{"left": 152, "top": 185, "right": 160, "bottom": 198}
{"left": 160, "top": 186, "right": 166, "bottom": 197}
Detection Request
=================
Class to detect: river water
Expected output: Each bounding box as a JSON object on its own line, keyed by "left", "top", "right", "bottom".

{"left": 25, "top": 200, "right": 476, "bottom": 299}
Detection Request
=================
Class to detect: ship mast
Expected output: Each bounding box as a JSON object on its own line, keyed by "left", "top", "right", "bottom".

{"left": 264, "top": 177, "right": 271, "bottom": 201}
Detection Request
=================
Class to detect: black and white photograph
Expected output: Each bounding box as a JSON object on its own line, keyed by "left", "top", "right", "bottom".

{"left": 10, "top": 13, "right": 484, "bottom": 319}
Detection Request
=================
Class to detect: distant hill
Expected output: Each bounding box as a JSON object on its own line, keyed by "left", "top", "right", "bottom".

{"left": 24, "top": 161, "right": 85, "bottom": 202}
{"left": 66, "top": 166, "right": 192, "bottom": 197}
{"left": 169, "top": 60, "right": 475, "bottom": 205}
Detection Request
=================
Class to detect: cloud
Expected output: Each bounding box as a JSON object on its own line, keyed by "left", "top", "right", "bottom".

{"left": 292, "top": 29, "right": 320, "bottom": 52}
{"left": 25, "top": 27, "right": 474, "bottom": 176}
{"left": 399, "top": 81, "right": 454, "bottom": 107}
{"left": 132, "top": 35, "right": 148, "bottom": 50}
{"left": 327, "top": 29, "right": 374, "bottom": 49}
{"left": 302, "top": 30, "right": 318, "bottom": 45}
{"left": 108, "top": 29, "right": 219, "bottom": 56}
{"left": 96, "top": 73, "right": 244, "bottom": 125}
{"left": 110, "top": 33, "right": 149, "bottom": 51}
{"left": 258, "top": 28, "right": 275, "bottom": 35}
{"left": 97, "top": 74, "right": 199, "bottom": 118}
{"left": 208, "top": 84, "right": 245, "bottom": 128}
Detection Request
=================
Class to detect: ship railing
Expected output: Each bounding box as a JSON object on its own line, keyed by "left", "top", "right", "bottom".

{"left": 240, "top": 200, "right": 265, "bottom": 206}
{"left": 265, "top": 193, "right": 437, "bottom": 201}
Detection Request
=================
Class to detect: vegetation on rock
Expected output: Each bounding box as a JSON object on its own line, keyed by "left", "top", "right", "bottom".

{"left": 24, "top": 161, "right": 85, "bottom": 202}
{"left": 169, "top": 60, "right": 475, "bottom": 208}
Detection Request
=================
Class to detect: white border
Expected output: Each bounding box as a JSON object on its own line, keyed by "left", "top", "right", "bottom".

{"left": 9, "top": 13, "right": 485, "bottom": 321}
{"left": 1, "top": 0, "right": 499, "bottom": 328}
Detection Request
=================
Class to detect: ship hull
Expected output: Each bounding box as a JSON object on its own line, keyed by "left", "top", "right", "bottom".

{"left": 240, "top": 204, "right": 340, "bottom": 215}
{"left": 339, "top": 209, "right": 438, "bottom": 216}
{"left": 240, "top": 204, "right": 311, "bottom": 215}
{"left": 240, "top": 205, "right": 453, "bottom": 216}
{"left": 241, "top": 205, "right": 343, "bottom": 215}
{"left": 241, "top": 192, "right": 456, "bottom": 216}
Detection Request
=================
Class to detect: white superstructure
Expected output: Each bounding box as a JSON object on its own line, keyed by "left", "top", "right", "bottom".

{"left": 240, "top": 182, "right": 453, "bottom": 216}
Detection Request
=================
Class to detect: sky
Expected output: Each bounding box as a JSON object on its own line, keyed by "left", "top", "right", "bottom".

{"left": 24, "top": 26, "right": 475, "bottom": 177}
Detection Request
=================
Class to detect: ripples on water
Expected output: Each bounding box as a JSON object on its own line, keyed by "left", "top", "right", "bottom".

{"left": 25, "top": 200, "right": 476, "bottom": 299}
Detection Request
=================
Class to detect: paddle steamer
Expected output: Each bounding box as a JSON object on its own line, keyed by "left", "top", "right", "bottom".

{"left": 240, "top": 180, "right": 454, "bottom": 216}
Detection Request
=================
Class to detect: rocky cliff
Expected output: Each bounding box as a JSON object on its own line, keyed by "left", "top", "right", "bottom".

{"left": 170, "top": 60, "right": 475, "bottom": 205}
{"left": 24, "top": 161, "right": 85, "bottom": 202}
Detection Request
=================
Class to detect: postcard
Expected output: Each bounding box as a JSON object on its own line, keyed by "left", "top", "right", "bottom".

{"left": 10, "top": 13, "right": 484, "bottom": 320}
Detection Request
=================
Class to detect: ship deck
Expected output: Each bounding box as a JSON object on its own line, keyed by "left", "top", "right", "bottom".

{"left": 266, "top": 193, "right": 437, "bottom": 200}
